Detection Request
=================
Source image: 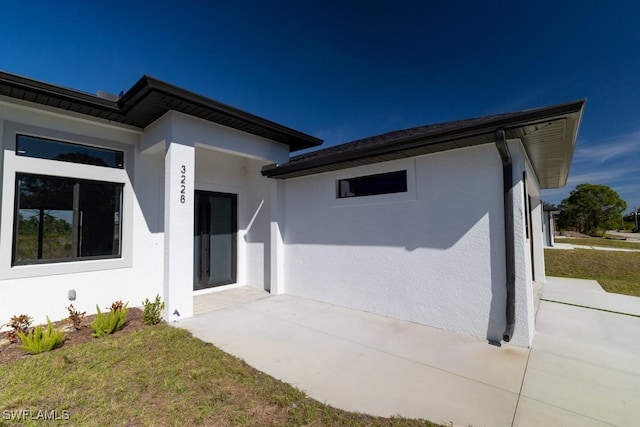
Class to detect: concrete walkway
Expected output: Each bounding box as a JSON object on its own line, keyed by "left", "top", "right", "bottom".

{"left": 175, "top": 281, "right": 640, "bottom": 426}
{"left": 516, "top": 278, "right": 640, "bottom": 426}
{"left": 606, "top": 231, "right": 640, "bottom": 242}
{"left": 550, "top": 242, "right": 640, "bottom": 252}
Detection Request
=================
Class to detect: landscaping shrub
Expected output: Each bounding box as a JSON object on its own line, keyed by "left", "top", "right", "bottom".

{"left": 110, "top": 300, "right": 125, "bottom": 312}
{"left": 91, "top": 302, "right": 129, "bottom": 338}
{"left": 17, "top": 317, "right": 66, "bottom": 354}
{"left": 2, "top": 314, "right": 33, "bottom": 343}
{"left": 142, "top": 294, "right": 165, "bottom": 325}
{"left": 65, "top": 304, "right": 87, "bottom": 330}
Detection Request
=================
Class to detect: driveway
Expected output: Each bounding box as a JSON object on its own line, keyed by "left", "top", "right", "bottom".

{"left": 515, "top": 277, "right": 640, "bottom": 426}
{"left": 605, "top": 231, "right": 640, "bottom": 241}
{"left": 176, "top": 280, "right": 640, "bottom": 426}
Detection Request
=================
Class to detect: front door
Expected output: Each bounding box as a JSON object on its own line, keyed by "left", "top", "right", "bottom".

{"left": 194, "top": 191, "right": 237, "bottom": 290}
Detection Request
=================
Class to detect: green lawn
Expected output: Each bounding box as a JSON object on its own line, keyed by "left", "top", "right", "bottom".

{"left": 545, "top": 248, "right": 640, "bottom": 297}
{"left": 0, "top": 325, "right": 438, "bottom": 427}
{"left": 556, "top": 237, "right": 640, "bottom": 250}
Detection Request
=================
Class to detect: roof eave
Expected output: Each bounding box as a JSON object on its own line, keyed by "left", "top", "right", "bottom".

{"left": 117, "top": 75, "right": 322, "bottom": 151}
{"left": 0, "top": 70, "right": 120, "bottom": 112}
{"left": 262, "top": 100, "right": 586, "bottom": 181}
{"left": 0, "top": 71, "right": 322, "bottom": 152}
{"left": 516, "top": 101, "right": 585, "bottom": 189}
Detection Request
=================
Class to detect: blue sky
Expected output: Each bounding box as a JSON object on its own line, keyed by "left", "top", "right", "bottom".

{"left": 1, "top": 1, "right": 639, "bottom": 211}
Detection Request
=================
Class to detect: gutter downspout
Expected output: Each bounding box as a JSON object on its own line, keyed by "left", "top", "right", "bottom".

{"left": 495, "top": 128, "right": 516, "bottom": 342}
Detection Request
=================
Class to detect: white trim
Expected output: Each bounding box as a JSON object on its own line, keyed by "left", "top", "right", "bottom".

{"left": 331, "top": 158, "right": 417, "bottom": 207}
{"left": 0, "top": 121, "right": 134, "bottom": 280}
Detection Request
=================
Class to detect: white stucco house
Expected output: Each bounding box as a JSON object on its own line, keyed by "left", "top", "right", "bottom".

{"left": 0, "top": 71, "right": 584, "bottom": 347}
{"left": 543, "top": 205, "right": 561, "bottom": 247}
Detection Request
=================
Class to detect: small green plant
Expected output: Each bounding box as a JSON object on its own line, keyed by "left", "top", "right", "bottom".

{"left": 91, "top": 302, "right": 129, "bottom": 338}
{"left": 17, "top": 317, "right": 66, "bottom": 354}
{"left": 65, "top": 304, "right": 87, "bottom": 330}
{"left": 142, "top": 294, "right": 165, "bottom": 325}
{"left": 2, "top": 314, "right": 33, "bottom": 343}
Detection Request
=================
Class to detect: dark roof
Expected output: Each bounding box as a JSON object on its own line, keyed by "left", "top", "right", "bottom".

{"left": 262, "top": 100, "right": 586, "bottom": 189}
{"left": 0, "top": 71, "right": 322, "bottom": 152}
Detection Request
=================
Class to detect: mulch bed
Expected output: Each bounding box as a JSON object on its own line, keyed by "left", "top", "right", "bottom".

{"left": 0, "top": 308, "right": 147, "bottom": 365}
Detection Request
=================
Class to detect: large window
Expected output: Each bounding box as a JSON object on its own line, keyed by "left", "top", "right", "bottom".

{"left": 337, "top": 170, "right": 407, "bottom": 198}
{"left": 16, "top": 134, "right": 124, "bottom": 168}
{"left": 13, "top": 174, "right": 123, "bottom": 265}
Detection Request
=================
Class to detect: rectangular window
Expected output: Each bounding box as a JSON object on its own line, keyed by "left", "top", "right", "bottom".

{"left": 13, "top": 173, "right": 123, "bottom": 265}
{"left": 16, "top": 134, "right": 124, "bottom": 168}
{"left": 337, "top": 170, "right": 407, "bottom": 198}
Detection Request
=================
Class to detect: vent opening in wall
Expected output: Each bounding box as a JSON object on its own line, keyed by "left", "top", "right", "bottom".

{"left": 337, "top": 170, "right": 407, "bottom": 198}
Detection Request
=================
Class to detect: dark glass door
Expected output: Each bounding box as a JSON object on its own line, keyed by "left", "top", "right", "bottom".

{"left": 194, "top": 191, "right": 237, "bottom": 290}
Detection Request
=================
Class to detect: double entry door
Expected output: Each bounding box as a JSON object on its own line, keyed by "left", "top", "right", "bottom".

{"left": 193, "top": 191, "right": 237, "bottom": 290}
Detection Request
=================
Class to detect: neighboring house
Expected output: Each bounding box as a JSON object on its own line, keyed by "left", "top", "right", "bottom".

{"left": 0, "top": 71, "right": 584, "bottom": 347}
{"left": 543, "top": 205, "right": 561, "bottom": 247}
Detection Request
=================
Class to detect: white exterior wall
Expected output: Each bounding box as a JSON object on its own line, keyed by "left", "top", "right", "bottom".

{"left": 0, "top": 101, "right": 286, "bottom": 326}
{"left": 507, "top": 140, "right": 539, "bottom": 346}
{"left": 528, "top": 166, "right": 545, "bottom": 284}
{"left": 0, "top": 94, "right": 541, "bottom": 346}
{"left": 164, "top": 141, "right": 195, "bottom": 319}
{"left": 0, "top": 98, "right": 161, "bottom": 326}
{"left": 142, "top": 111, "right": 287, "bottom": 319}
{"left": 282, "top": 144, "right": 513, "bottom": 343}
{"left": 282, "top": 141, "right": 538, "bottom": 346}
{"left": 193, "top": 147, "right": 275, "bottom": 292}
{"left": 543, "top": 212, "right": 556, "bottom": 247}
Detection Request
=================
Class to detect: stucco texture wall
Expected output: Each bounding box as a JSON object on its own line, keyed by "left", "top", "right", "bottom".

{"left": 282, "top": 144, "right": 510, "bottom": 343}
{"left": 194, "top": 147, "right": 274, "bottom": 292}
{"left": 0, "top": 101, "right": 163, "bottom": 325}
{"left": 0, "top": 104, "right": 281, "bottom": 325}
{"left": 508, "top": 140, "right": 541, "bottom": 346}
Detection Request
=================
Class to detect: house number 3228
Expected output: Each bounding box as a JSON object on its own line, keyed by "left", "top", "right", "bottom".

{"left": 179, "top": 165, "right": 186, "bottom": 204}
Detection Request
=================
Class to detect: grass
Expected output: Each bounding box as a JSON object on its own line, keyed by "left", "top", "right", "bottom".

{"left": 545, "top": 248, "right": 640, "bottom": 297}
{"left": 0, "top": 325, "right": 439, "bottom": 427}
{"left": 556, "top": 237, "right": 640, "bottom": 250}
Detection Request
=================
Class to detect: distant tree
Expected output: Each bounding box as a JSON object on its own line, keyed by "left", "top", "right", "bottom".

{"left": 623, "top": 207, "right": 640, "bottom": 231}
{"left": 558, "top": 184, "right": 626, "bottom": 235}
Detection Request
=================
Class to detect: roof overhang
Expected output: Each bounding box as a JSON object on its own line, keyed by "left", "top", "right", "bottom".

{"left": 262, "top": 100, "right": 586, "bottom": 189}
{"left": 0, "top": 71, "right": 322, "bottom": 152}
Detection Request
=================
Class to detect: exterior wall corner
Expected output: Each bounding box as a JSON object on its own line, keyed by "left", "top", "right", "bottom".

{"left": 163, "top": 140, "right": 195, "bottom": 320}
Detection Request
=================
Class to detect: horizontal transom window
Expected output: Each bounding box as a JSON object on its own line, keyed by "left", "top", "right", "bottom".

{"left": 16, "top": 134, "right": 124, "bottom": 168}
{"left": 13, "top": 174, "right": 123, "bottom": 265}
{"left": 337, "top": 170, "right": 407, "bottom": 198}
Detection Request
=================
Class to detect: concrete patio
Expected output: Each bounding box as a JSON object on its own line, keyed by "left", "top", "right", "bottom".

{"left": 175, "top": 279, "right": 640, "bottom": 426}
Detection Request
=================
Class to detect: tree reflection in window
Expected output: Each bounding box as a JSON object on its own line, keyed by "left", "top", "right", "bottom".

{"left": 16, "top": 135, "right": 123, "bottom": 168}
{"left": 14, "top": 174, "right": 122, "bottom": 264}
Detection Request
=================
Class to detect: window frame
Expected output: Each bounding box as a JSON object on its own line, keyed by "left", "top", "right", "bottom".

{"left": 331, "top": 159, "right": 417, "bottom": 208}
{"left": 16, "top": 134, "right": 125, "bottom": 169}
{"left": 12, "top": 173, "right": 124, "bottom": 266}
{"left": 0, "top": 121, "right": 134, "bottom": 279}
{"left": 336, "top": 170, "right": 408, "bottom": 199}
